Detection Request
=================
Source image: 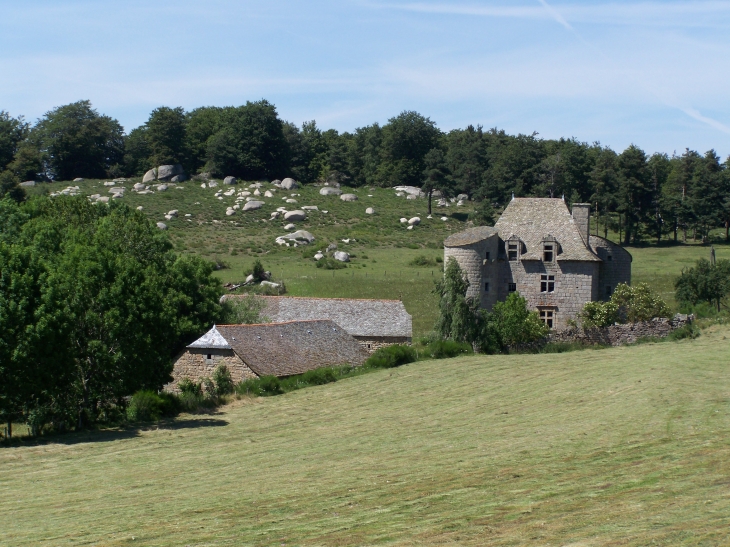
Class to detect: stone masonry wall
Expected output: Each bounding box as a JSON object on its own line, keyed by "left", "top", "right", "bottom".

{"left": 590, "top": 236, "right": 632, "bottom": 301}
{"left": 444, "top": 234, "right": 500, "bottom": 309}
{"left": 548, "top": 316, "right": 691, "bottom": 346}
{"left": 165, "top": 348, "right": 258, "bottom": 392}
{"left": 356, "top": 337, "right": 411, "bottom": 354}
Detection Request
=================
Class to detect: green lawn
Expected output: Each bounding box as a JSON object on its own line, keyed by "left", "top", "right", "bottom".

{"left": 3, "top": 326, "right": 730, "bottom": 546}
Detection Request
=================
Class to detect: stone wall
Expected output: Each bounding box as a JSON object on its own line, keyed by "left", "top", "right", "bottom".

{"left": 355, "top": 336, "right": 411, "bottom": 354}
{"left": 444, "top": 234, "right": 500, "bottom": 309}
{"left": 548, "top": 316, "right": 692, "bottom": 346}
{"left": 590, "top": 236, "right": 632, "bottom": 301}
{"left": 165, "top": 348, "right": 258, "bottom": 392}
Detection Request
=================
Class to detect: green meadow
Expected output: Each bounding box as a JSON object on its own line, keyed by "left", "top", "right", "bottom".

{"left": 3, "top": 325, "right": 730, "bottom": 546}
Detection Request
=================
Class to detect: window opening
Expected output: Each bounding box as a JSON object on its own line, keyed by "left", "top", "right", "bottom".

{"left": 607, "top": 255, "right": 613, "bottom": 261}
{"left": 543, "top": 244, "right": 553, "bottom": 262}
{"left": 485, "top": 251, "right": 490, "bottom": 261}
{"left": 539, "top": 309, "right": 554, "bottom": 328}
{"left": 508, "top": 243, "right": 518, "bottom": 261}
{"left": 540, "top": 274, "right": 555, "bottom": 293}
{"left": 606, "top": 285, "right": 612, "bottom": 297}
{"left": 484, "top": 282, "right": 490, "bottom": 292}
{"left": 508, "top": 283, "right": 517, "bottom": 293}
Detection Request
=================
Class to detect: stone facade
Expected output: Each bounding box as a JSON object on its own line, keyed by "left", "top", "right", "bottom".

{"left": 355, "top": 336, "right": 411, "bottom": 353}
{"left": 166, "top": 348, "right": 258, "bottom": 392}
{"left": 444, "top": 199, "right": 632, "bottom": 331}
{"left": 548, "top": 316, "right": 691, "bottom": 346}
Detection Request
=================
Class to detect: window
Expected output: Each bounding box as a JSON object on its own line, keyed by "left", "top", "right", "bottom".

{"left": 539, "top": 309, "right": 555, "bottom": 328}
{"left": 484, "top": 282, "right": 490, "bottom": 292}
{"left": 607, "top": 254, "right": 613, "bottom": 261}
{"left": 543, "top": 244, "right": 554, "bottom": 262}
{"left": 540, "top": 274, "right": 555, "bottom": 293}
{"left": 485, "top": 251, "right": 490, "bottom": 261}
{"left": 508, "top": 283, "right": 517, "bottom": 292}
{"left": 508, "top": 243, "right": 518, "bottom": 261}
{"left": 205, "top": 353, "right": 213, "bottom": 364}
{"left": 606, "top": 285, "right": 612, "bottom": 297}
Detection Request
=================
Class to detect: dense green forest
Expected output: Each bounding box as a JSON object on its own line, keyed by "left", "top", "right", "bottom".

{"left": 1, "top": 100, "right": 730, "bottom": 243}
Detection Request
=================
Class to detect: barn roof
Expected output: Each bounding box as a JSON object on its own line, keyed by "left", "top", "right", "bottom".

{"left": 187, "top": 325, "right": 231, "bottom": 349}
{"left": 222, "top": 296, "right": 413, "bottom": 339}
{"left": 216, "top": 321, "right": 369, "bottom": 377}
{"left": 444, "top": 226, "right": 499, "bottom": 247}
{"left": 494, "top": 198, "right": 601, "bottom": 262}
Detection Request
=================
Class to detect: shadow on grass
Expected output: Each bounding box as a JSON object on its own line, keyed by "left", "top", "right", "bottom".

{"left": 1, "top": 417, "right": 229, "bottom": 448}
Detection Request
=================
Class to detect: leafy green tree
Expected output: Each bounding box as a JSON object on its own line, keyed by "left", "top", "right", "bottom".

{"left": 206, "top": 101, "right": 289, "bottom": 180}
{"left": 588, "top": 147, "right": 618, "bottom": 238}
{"left": 377, "top": 111, "right": 441, "bottom": 187}
{"left": 445, "top": 125, "right": 486, "bottom": 196}
{"left": 30, "top": 100, "right": 124, "bottom": 181}
{"left": 0, "top": 111, "right": 28, "bottom": 170}
{"left": 433, "top": 258, "right": 481, "bottom": 345}
{"left": 122, "top": 126, "right": 152, "bottom": 176}
{"left": 469, "top": 199, "right": 498, "bottom": 226}
{"left": 146, "top": 106, "right": 187, "bottom": 167}
{"left": 8, "top": 142, "right": 43, "bottom": 181}
{"left": 346, "top": 123, "right": 382, "bottom": 187}
{"left": 688, "top": 150, "right": 725, "bottom": 240}
{"left": 185, "top": 107, "right": 223, "bottom": 172}
{"left": 489, "top": 293, "right": 548, "bottom": 349}
{"left": 421, "top": 148, "right": 453, "bottom": 214}
{"left": 0, "top": 170, "right": 26, "bottom": 203}
{"left": 675, "top": 258, "right": 730, "bottom": 312}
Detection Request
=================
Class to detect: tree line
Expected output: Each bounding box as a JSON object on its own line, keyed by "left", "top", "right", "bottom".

{"left": 2, "top": 100, "right": 730, "bottom": 243}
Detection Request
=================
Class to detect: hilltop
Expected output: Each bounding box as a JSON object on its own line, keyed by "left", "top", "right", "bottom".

{"left": 2, "top": 326, "right": 729, "bottom": 545}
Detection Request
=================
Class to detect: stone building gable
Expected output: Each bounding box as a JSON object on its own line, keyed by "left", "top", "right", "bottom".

{"left": 222, "top": 296, "right": 412, "bottom": 340}
{"left": 166, "top": 349, "right": 257, "bottom": 392}
{"left": 494, "top": 198, "right": 601, "bottom": 262}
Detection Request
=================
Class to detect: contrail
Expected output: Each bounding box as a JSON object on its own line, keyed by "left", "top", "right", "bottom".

{"left": 535, "top": 0, "right": 730, "bottom": 137}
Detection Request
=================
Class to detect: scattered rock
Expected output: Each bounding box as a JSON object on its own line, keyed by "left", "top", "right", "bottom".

{"left": 314, "top": 252, "right": 324, "bottom": 260}
{"left": 226, "top": 209, "right": 236, "bottom": 216}
{"left": 260, "top": 281, "right": 281, "bottom": 288}
{"left": 157, "top": 164, "right": 184, "bottom": 181}
{"left": 457, "top": 200, "right": 464, "bottom": 206}
{"left": 142, "top": 169, "right": 157, "bottom": 183}
{"left": 137, "top": 206, "right": 143, "bottom": 211}
{"left": 285, "top": 198, "right": 298, "bottom": 204}
{"left": 164, "top": 214, "right": 173, "bottom": 220}
{"left": 285, "top": 223, "right": 296, "bottom": 230}
{"left": 185, "top": 213, "right": 191, "bottom": 217}
{"left": 408, "top": 217, "right": 421, "bottom": 226}
{"left": 156, "top": 222, "right": 167, "bottom": 230}
{"left": 171, "top": 174, "right": 187, "bottom": 182}
{"left": 333, "top": 251, "right": 350, "bottom": 262}
{"left": 157, "top": 184, "right": 168, "bottom": 192}
{"left": 264, "top": 190, "right": 274, "bottom": 198}
{"left": 97, "top": 196, "right": 110, "bottom": 203}
{"left": 133, "top": 182, "right": 146, "bottom": 191}
{"left": 400, "top": 218, "right": 407, "bottom": 223}
{"left": 281, "top": 178, "right": 298, "bottom": 190}
{"left": 319, "top": 187, "right": 342, "bottom": 196}
{"left": 284, "top": 210, "right": 306, "bottom": 221}
{"left": 168, "top": 209, "right": 178, "bottom": 217}
{"left": 20, "top": 180, "right": 36, "bottom": 187}
{"left": 224, "top": 176, "right": 237, "bottom": 185}
{"left": 73, "top": 177, "right": 84, "bottom": 182}
{"left": 366, "top": 207, "right": 374, "bottom": 214}
{"left": 208, "top": 181, "right": 218, "bottom": 188}
{"left": 407, "top": 225, "right": 414, "bottom": 230}
{"left": 301, "top": 205, "right": 318, "bottom": 211}
{"left": 427, "top": 215, "right": 432, "bottom": 219}
{"left": 242, "top": 200, "right": 264, "bottom": 211}
{"left": 326, "top": 243, "right": 337, "bottom": 252}
{"left": 104, "top": 181, "right": 116, "bottom": 186}
{"left": 89, "top": 194, "right": 101, "bottom": 200}
{"left": 253, "top": 189, "right": 261, "bottom": 196}
{"left": 276, "top": 230, "right": 315, "bottom": 245}
{"left": 406, "top": 194, "right": 418, "bottom": 200}
{"left": 270, "top": 211, "right": 281, "bottom": 219}
{"left": 457, "top": 193, "right": 469, "bottom": 201}
{"left": 340, "top": 193, "right": 358, "bottom": 202}
{"left": 200, "top": 183, "right": 207, "bottom": 189}
{"left": 441, "top": 216, "right": 448, "bottom": 221}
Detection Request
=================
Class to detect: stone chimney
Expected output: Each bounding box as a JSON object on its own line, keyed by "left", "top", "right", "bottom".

{"left": 571, "top": 203, "right": 591, "bottom": 245}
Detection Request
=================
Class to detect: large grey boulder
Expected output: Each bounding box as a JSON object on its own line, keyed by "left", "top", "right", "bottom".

{"left": 276, "top": 230, "right": 315, "bottom": 244}
{"left": 281, "top": 178, "right": 298, "bottom": 190}
{"left": 319, "top": 187, "right": 342, "bottom": 196}
{"left": 284, "top": 210, "right": 306, "bottom": 221}
{"left": 73, "top": 177, "right": 84, "bottom": 182}
{"left": 408, "top": 216, "right": 421, "bottom": 226}
{"left": 242, "top": 200, "right": 264, "bottom": 211}
{"left": 340, "top": 193, "right": 358, "bottom": 202}
{"left": 333, "top": 251, "right": 350, "bottom": 262}
{"left": 157, "top": 164, "right": 184, "bottom": 181}
{"left": 224, "top": 176, "right": 237, "bottom": 185}
{"left": 171, "top": 174, "right": 187, "bottom": 182}
{"left": 142, "top": 168, "right": 157, "bottom": 183}
{"left": 456, "top": 193, "right": 469, "bottom": 202}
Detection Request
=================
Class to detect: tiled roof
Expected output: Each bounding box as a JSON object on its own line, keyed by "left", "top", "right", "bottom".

{"left": 444, "top": 226, "right": 499, "bottom": 247}
{"left": 187, "top": 325, "right": 231, "bottom": 349}
{"left": 222, "top": 296, "right": 413, "bottom": 338}
{"left": 217, "top": 321, "right": 369, "bottom": 377}
{"left": 494, "top": 198, "right": 601, "bottom": 262}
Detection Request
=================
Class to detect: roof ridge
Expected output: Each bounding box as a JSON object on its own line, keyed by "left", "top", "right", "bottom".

{"left": 218, "top": 319, "right": 336, "bottom": 328}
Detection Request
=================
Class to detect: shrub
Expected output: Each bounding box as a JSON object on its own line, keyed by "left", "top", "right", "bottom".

{"left": 580, "top": 283, "right": 670, "bottom": 326}
{"left": 667, "top": 323, "right": 701, "bottom": 341}
{"left": 365, "top": 344, "right": 418, "bottom": 368}
{"left": 409, "top": 255, "right": 437, "bottom": 267}
{"left": 212, "top": 365, "right": 234, "bottom": 395}
{"left": 675, "top": 258, "right": 730, "bottom": 313}
{"left": 178, "top": 377, "right": 202, "bottom": 396}
{"left": 127, "top": 391, "right": 165, "bottom": 422}
{"left": 251, "top": 259, "right": 266, "bottom": 282}
{"left": 316, "top": 257, "right": 347, "bottom": 270}
{"left": 580, "top": 300, "right": 620, "bottom": 328}
{"left": 489, "top": 293, "right": 549, "bottom": 349}
{"left": 426, "top": 340, "right": 473, "bottom": 359}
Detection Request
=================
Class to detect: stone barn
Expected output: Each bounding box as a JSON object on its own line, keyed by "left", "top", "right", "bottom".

{"left": 444, "top": 198, "right": 631, "bottom": 330}
{"left": 166, "top": 320, "right": 370, "bottom": 391}
{"left": 221, "top": 296, "right": 413, "bottom": 352}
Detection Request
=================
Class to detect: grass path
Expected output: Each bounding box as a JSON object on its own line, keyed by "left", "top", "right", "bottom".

{"left": 3, "top": 327, "right": 730, "bottom": 546}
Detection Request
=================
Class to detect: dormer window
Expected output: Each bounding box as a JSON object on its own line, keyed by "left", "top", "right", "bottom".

{"left": 508, "top": 244, "right": 518, "bottom": 261}
{"left": 543, "top": 245, "right": 554, "bottom": 262}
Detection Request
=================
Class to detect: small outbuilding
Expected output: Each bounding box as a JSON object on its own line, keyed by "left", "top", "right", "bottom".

{"left": 166, "top": 320, "right": 370, "bottom": 391}
{"left": 221, "top": 296, "right": 413, "bottom": 352}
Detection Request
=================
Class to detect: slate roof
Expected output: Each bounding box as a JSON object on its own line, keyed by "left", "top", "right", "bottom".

{"left": 215, "top": 321, "right": 370, "bottom": 377}
{"left": 494, "top": 198, "right": 601, "bottom": 262}
{"left": 444, "top": 226, "right": 499, "bottom": 247}
{"left": 187, "top": 325, "right": 231, "bottom": 349}
{"left": 222, "top": 296, "right": 413, "bottom": 339}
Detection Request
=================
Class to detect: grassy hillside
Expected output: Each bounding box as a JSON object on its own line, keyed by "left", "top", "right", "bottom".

{"left": 3, "top": 327, "right": 730, "bottom": 546}
{"left": 26, "top": 179, "right": 730, "bottom": 336}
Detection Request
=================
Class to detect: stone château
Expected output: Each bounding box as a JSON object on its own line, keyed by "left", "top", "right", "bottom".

{"left": 444, "top": 198, "right": 631, "bottom": 330}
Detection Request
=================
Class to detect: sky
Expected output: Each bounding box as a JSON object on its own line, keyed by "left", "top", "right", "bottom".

{"left": 1, "top": 0, "right": 730, "bottom": 157}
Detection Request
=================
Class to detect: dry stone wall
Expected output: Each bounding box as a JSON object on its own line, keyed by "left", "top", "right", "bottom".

{"left": 165, "top": 349, "right": 258, "bottom": 392}
{"left": 355, "top": 336, "right": 411, "bottom": 354}
{"left": 548, "top": 316, "right": 692, "bottom": 346}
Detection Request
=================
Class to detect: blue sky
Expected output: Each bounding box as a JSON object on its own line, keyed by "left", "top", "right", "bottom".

{"left": 2, "top": 0, "right": 730, "bottom": 156}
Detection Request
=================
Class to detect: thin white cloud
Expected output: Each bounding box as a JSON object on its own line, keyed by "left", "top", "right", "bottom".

{"left": 536, "top": 0, "right": 572, "bottom": 30}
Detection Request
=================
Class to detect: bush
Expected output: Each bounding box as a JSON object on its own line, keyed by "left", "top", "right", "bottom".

{"left": 426, "top": 340, "right": 473, "bottom": 359}
{"left": 667, "top": 323, "right": 701, "bottom": 341}
{"left": 212, "top": 365, "right": 234, "bottom": 395}
{"left": 299, "top": 367, "right": 338, "bottom": 386}
{"left": 365, "top": 344, "right": 418, "bottom": 368}
{"left": 489, "top": 293, "right": 549, "bottom": 349}
{"left": 127, "top": 391, "right": 165, "bottom": 422}
{"left": 409, "top": 255, "right": 437, "bottom": 267}
{"left": 580, "top": 300, "right": 620, "bottom": 328}
{"left": 580, "top": 283, "right": 670, "bottom": 327}
{"left": 178, "top": 377, "right": 202, "bottom": 396}
{"left": 316, "top": 257, "right": 347, "bottom": 270}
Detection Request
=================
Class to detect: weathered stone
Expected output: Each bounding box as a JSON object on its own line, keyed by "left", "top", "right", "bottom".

{"left": 208, "top": 181, "right": 218, "bottom": 188}
{"left": 333, "top": 251, "right": 350, "bottom": 262}
{"left": 223, "top": 176, "right": 237, "bottom": 185}
{"left": 319, "top": 187, "right": 342, "bottom": 196}
{"left": 226, "top": 209, "right": 236, "bottom": 216}
{"left": 400, "top": 218, "right": 407, "bottom": 223}
{"left": 408, "top": 216, "right": 421, "bottom": 226}
{"left": 260, "top": 281, "right": 281, "bottom": 288}
{"left": 285, "top": 223, "right": 296, "bottom": 230}
{"left": 264, "top": 190, "right": 274, "bottom": 198}
{"left": 276, "top": 230, "right": 315, "bottom": 244}
{"left": 340, "top": 193, "right": 358, "bottom": 202}
{"left": 133, "top": 182, "right": 146, "bottom": 191}
{"left": 20, "top": 180, "right": 35, "bottom": 187}
{"left": 73, "top": 177, "right": 84, "bottom": 182}
{"left": 168, "top": 209, "right": 178, "bottom": 217}
{"left": 314, "top": 252, "right": 324, "bottom": 260}
{"left": 142, "top": 169, "right": 157, "bottom": 183}
{"left": 285, "top": 198, "right": 298, "bottom": 204}
{"left": 97, "top": 196, "right": 110, "bottom": 203}
{"left": 157, "top": 164, "right": 184, "bottom": 180}
{"left": 365, "top": 207, "right": 374, "bottom": 214}
{"left": 157, "top": 184, "right": 168, "bottom": 191}
{"left": 137, "top": 206, "right": 144, "bottom": 211}
{"left": 457, "top": 193, "right": 469, "bottom": 201}
{"left": 284, "top": 210, "right": 306, "bottom": 221}
{"left": 301, "top": 205, "right": 318, "bottom": 211}
{"left": 242, "top": 200, "right": 264, "bottom": 211}
{"left": 156, "top": 222, "right": 167, "bottom": 230}
{"left": 171, "top": 174, "right": 188, "bottom": 182}
{"left": 281, "top": 178, "right": 298, "bottom": 189}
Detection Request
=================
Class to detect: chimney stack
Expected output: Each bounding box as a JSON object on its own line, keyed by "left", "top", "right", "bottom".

{"left": 571, "top": 203, "right": 591, "bottom": 245}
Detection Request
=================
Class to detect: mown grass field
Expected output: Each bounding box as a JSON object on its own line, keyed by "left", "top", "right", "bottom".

{"left": 26, "top": 178, "right": 730, "bottom": 336}
{"left": 2, "top": 326, "right": 730, "bottom": 546}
